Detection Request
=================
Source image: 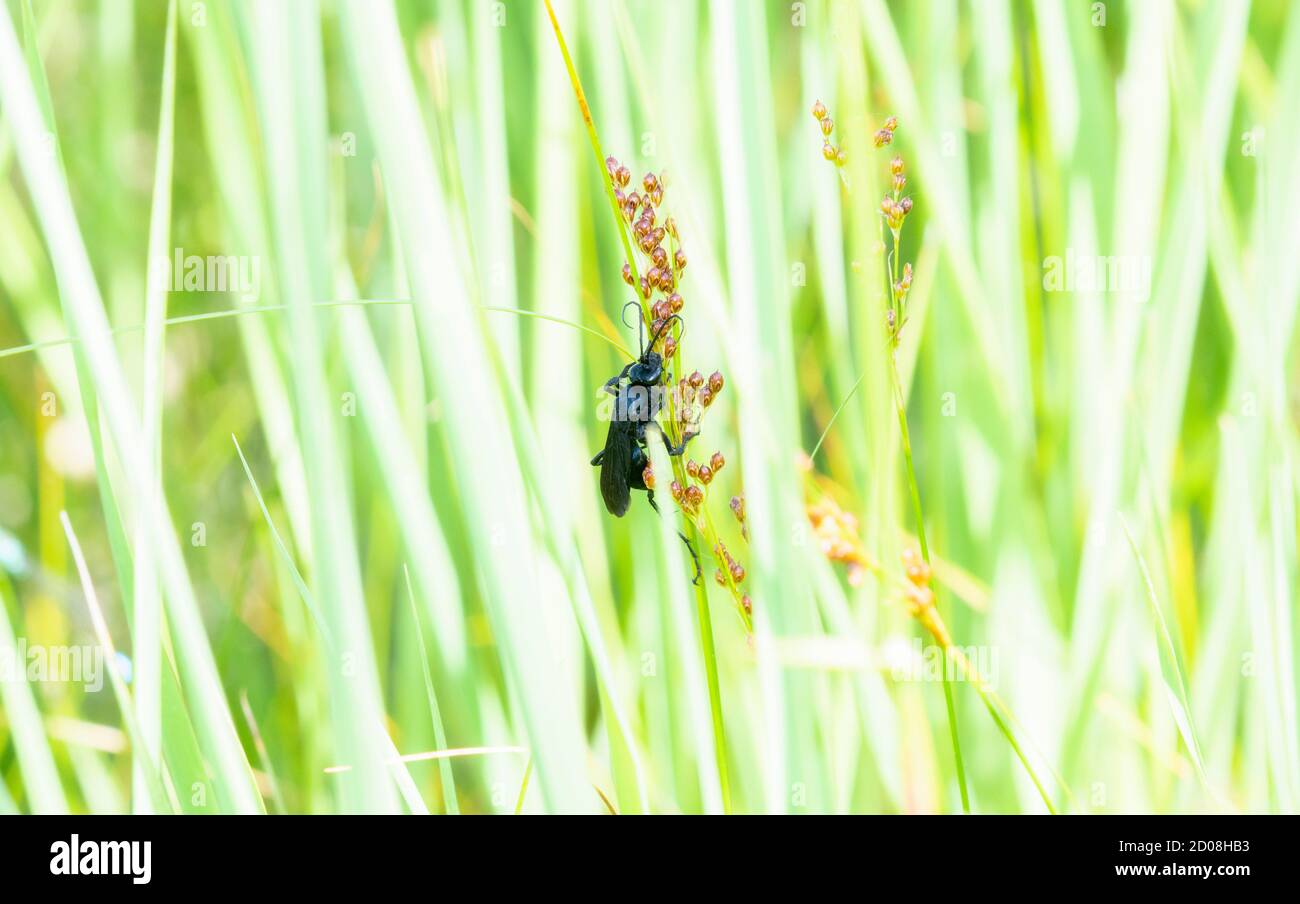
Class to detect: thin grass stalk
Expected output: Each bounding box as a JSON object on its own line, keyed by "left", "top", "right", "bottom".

{"left": 131, "top": 0, "right": 176, "bottom": 814}
{"left": 339, "top": 0, "right": 596, "bottom": 813}
{"left": 543, "top": 0, "right": 733, "bottom": 811}
{"left": 885, "top": 268, "right": 969, "bottom": 813}
{"left": 0, "top": 574, "right": 68, "bottom": 812}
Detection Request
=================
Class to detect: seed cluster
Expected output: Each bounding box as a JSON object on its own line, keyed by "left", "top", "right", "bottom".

{"left": 811, "top": 108, "right": 917, "bottom": 343}
{"left": 878, "top": 119, "right": 915, "bottom": 344}
{"left": 606, "top": 152, "right": 750, "bottom": 628}
{"left": 611, "top": 157, "right": 691, "bottom": 359}
{"left": 808, "top": 495, "right": 872, "bottom": 587}
{"left": 899, "top": 547, "right": 934, "bottom": 613}
{"left": 811, "top": 100, "right": 847, "bottom": 167}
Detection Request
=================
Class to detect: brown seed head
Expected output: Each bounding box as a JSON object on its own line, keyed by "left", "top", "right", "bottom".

{"left": 741, "top": 594, "right": 753, "bottom": 614}
{"left": 616, "top": 164, "right": 632, "bottom": 188}
{"left": 708, "top": 371, "right": 724, "bottom": 394}
{"left": 652, "top": 246, "right": 668, "bottom": 268}
{"left": 686, "top": 459, "right": 700, "bottom": 479}
{"left": 685, "top": 484, "right": 704, "bottom": 509}
{"left": 820, "top": 117, "right": 834, "bottom": 137}
{"left": 699, "top": 387, "right": 714, "bottom": 407}
{"left": 729, "top": 561, "right": 746, "bottom": 583}
{"left": 873, "top": 129, "right": 893, "bottom": 148}
{"left": 674, "top": 249, "right": 687, "bottom": 272}
{"left": 642, "top": 464, "right": 655, "bottom": 490}
{"left": 811, "top": 99, "right": 827, "bottom": 121}
{"left": 606, "top": 156, "right": 619, "bottom": 177}
{"left": 883, "top": 116, "right": 898, "bottom": 132}
{"left": 715, "top": 569, "right": 727, "bottom": 587}
{"left": 822, "top": 142, "right": 837, "bottom": 161}
{"left": 668, "top": 292, "right": 684, "bottom": 313}
{"left": 688, "top": 370, "right": 704, "bottom": 389}
{"left": 642, "top": 172, "right": 659, "bottom": 194}
{"left": 710, "top": 451, "right": 725, "bottom": 472}
{"left": 730, "top": 494, "right": 745, "bottom": 522}
{"left": 698, "top": 465, "right": 713, "bottom": 485}
{"left": 890, "top": 156, "right": 904, "bottom": 176}
{"left": 621, "top": 263, "right": 633, "bottom": 286}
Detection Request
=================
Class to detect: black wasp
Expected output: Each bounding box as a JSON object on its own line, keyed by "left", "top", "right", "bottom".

{"left": 591, "top": 303, "right": 700, "bottom": 580}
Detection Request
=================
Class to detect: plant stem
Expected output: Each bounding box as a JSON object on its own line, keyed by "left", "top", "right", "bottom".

{"left": 543, "top": 0, "right": 732, "bottom": 813}
{"left": 691, "top": 526, "right": 733, "bottom": 813}
{"left": 887, "top": 245, "right": 970, "bottom": 814}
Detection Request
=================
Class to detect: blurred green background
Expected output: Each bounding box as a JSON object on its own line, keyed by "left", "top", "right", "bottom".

{"left": 0, "top": 0, "right": 1297, "bottom": 814}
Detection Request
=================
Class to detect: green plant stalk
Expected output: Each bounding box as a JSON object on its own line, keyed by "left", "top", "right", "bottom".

{"left": 544, "top": 0, "right": 732, "bottom": 812}
{"left": 132, "top": 0, "right": 177, "bottom": 814}
{"left": 691, "top": 543, "right": 732, "bottom": 811}
{"left": 887, "top": 228, "right": 969, "bottom": 814}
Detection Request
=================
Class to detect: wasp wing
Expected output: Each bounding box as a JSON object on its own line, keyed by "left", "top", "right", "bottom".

{"left": 599, "top": 419, "right": 634, "bottom": 517}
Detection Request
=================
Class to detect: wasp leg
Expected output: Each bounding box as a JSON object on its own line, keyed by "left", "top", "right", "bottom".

{"left": 603, "top": 361, "right": 635, "bottom": 396}
{"left": 661, "top": 429, "right": 697, "bottom": 458}
{"left": 680, "top": 533, "right": 702, "bottom": 586}
{"left": 646, "top": 491, "right": 703, "bottom": 585}
{"left": 591, "top": 449, "right": 605, "bottom": 466}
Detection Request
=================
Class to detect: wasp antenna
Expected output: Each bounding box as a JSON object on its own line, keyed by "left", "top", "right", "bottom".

{"left": 650, "top": 313, "right": 683, "bottom": 349}
{"left": 621, "top": 299, "right": 641, "bottom": 331}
